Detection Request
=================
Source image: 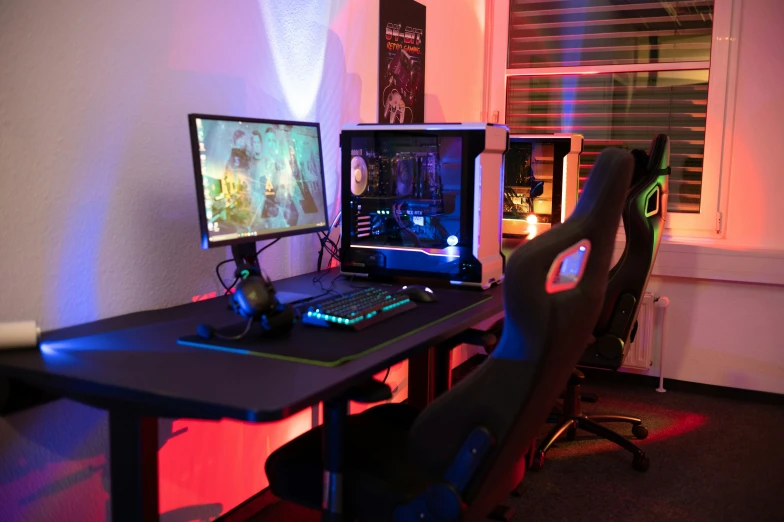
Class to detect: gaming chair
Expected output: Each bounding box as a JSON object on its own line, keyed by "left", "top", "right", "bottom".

{"left": 263, "top": 148, "right": 632, "bottom": 521}
{"left": 532, "top": 135, "right": 671, "bottom": 472}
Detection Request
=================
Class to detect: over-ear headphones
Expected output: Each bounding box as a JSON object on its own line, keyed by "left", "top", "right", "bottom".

{"left": 197, "top": 264, "right": 294, "bottom": 340}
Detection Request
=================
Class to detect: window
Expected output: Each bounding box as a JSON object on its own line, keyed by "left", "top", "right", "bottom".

{"left": 486, "top": 0, "right": 740, "bottom": 236}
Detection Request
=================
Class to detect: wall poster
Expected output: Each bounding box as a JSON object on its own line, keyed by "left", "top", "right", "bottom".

{"left": 378, "top": 0, "right": 426, "bottom": 124}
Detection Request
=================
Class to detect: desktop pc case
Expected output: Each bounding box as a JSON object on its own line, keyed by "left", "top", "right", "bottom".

{"left": 502, "top": 134, "right": 583, "bottom": 237}
{"left": 340, "top": 123, "right": 508, "bottom": 289}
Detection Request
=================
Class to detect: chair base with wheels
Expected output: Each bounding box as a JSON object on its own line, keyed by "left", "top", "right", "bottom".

{"left": 531, "top": 368, "right": 650, "bottom": 472}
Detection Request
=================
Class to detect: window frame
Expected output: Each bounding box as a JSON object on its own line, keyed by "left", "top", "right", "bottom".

{"left": 484, "top": 0, "right": 741, "bottom": 239}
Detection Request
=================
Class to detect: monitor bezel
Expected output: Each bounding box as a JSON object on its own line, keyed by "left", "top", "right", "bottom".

{"left": 188, "top": 113, "right": 330, "bottom": 249}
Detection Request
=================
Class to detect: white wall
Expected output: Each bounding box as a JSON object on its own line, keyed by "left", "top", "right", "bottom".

{"left": 0, "top": 0, "right": 351, "bottom": 332}
{"left": 645, "top": 276, "right": 784, "bottom": 394}
{"left": 723, "top": 0, "right": 784, "bottom": 250}
{"left": 418, "top": 0, "right": 487, "bottom": 122}
{"left": 631, "top": 0, "right": 784, "bottom": 395}
{"left": 0, "top": 0, "right": 488, "bottom": 520}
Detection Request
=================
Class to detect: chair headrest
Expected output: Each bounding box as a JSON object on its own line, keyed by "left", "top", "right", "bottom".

{"left": 631, "top": 134, "right": 670, "bottom": 187}
{"left": 647, "top": 134, "right": 670, "bottom": 175}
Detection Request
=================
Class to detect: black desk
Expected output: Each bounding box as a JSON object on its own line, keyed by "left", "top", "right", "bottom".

{"left": 0, "top": 270, "right": 504, "bottom": 522}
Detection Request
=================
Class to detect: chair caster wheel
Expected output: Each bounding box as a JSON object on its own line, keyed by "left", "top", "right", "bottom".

{"left": 632, "top": 424, "right": 649, "bottom": 440}
{"left": 530, "top": 451, "right": 545, "bottom": 472}
{"left": 632, "top": 453, "right": 650, "bottom": 472}
{"left": 566, "top": 426, "right": 577, "bottom": 441}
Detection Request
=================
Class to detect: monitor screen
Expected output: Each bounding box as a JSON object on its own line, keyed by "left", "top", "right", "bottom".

{"left": 189, "top": 114, "right": 329, "bottom": 248}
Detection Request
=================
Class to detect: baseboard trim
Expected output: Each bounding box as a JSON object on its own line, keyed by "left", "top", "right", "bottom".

{"left": 578, "top": 367, "right": 784, "bottom": 405}
{"left": 452, "top": 354, "right": 784, "bottom": 405}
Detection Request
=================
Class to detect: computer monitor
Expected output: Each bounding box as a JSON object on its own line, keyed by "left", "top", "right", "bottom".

{"left": 188, "top": 114, "right": 329, "bottom": 250}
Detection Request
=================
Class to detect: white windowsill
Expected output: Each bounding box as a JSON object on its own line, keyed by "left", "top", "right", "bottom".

{"left": 614, "top": 238, "right": 784, "bottom": 286}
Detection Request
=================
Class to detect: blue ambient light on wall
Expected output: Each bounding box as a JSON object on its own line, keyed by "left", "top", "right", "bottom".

{"left": 53, "top": 127, "right": 127, "bottom": 329}
{"left": 259, "top": 0, "right": 330, "bottom": 120}
{"left": 559, "top": 0, "right": 588, "bottom": 132}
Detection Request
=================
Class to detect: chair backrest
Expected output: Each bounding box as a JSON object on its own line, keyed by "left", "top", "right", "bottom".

{"left": 403, "top": 147, "right": 633, "bottom": 520}
{"left": 579, "top": 135, "right": 670, "bottom": 370}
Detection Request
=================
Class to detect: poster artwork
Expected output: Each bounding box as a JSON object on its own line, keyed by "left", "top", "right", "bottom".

{"left": 378, "top": 0, "right": 426, "bottom": 124}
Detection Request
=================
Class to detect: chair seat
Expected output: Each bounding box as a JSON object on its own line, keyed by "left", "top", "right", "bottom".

{"left": 265, "top": 403, "right": 432, "bottom": 522}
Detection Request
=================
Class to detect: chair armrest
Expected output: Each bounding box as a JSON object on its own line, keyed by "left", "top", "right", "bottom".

{"left": 447, "top": 329, "right": 498, "bottom": 349}
{"left": 343, "top": 379, "right": 393, "bottom": 404}
{"left": 443, "top": 426, "right": 494, "bottom": 491}
{"left": 394, "top": 427, "right": 494, "bottom": 522}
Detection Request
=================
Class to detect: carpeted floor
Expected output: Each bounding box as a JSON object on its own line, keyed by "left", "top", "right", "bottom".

{"left": 247, "top": 380, "right": 784, "bottom": 522}
{"left": 505, "top": 380, "right": 784, "bottom": 522}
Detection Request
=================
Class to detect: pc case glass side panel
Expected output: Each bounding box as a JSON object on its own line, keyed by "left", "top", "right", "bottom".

{"left": 346, "top": 133, "right": 466, "bottom": 277}
{"left": 348, "top": 136, "right": 461, "bottom": 247}
{"left": 504, "top": 141, "right": 557, "bottom": 223}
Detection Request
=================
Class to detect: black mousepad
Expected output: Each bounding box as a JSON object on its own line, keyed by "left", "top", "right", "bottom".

{"left": 178, "top": 290, "right": 494, "bottom": 367}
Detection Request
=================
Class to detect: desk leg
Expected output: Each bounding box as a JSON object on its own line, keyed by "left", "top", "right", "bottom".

{"left": 109, "top": 410, "right": 159, "bottom": 522}
{"left": 321, "top": 400, "right": 346, "bottom": 522}
{"left": 408, "top": 346, "right": 452, "bottom": 410}
{"left": 433, "top": 345, "right": 452, "bottom": 398}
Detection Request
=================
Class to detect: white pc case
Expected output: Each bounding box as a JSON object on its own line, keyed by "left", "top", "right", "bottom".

{"left": 340, "top": 123, "right": 508, "bottom": 289}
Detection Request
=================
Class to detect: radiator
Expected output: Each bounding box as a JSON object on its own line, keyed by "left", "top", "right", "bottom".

{"left": 622, "top": 292, "right": 656, "bottom": 370}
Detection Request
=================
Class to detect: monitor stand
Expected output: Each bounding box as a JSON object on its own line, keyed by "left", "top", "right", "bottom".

{"left": 231, "top": 242, "right": 261, "bottom": 270}
{"left": 230, "top": 242, "right": 317, "bottom": 305}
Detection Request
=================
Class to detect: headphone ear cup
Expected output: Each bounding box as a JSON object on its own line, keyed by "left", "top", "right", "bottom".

{"left": 256, "top": 276, "right": 276, "bottom": 314}
{"left": 231, "top": 277, "right": 277, "bottom": 320}
{"left": 259, "top": 304, "right": 295, "bottom": 335}
{"left": 226, "top": 275, "right": 292, "bottom": 336}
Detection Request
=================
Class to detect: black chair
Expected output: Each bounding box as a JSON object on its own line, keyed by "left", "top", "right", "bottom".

{"left": 532, "top": 135, "right": 671, "bottom": 472}
{"left": 263, "top": 147, "right": 632, "bottom": 522}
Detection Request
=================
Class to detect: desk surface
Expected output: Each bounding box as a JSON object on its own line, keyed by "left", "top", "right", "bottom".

{"left": 0, "top": 270, "right": 504, "bottom": 423}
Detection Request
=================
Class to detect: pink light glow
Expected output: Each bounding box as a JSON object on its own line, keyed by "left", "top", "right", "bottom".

{"left": 546, "top": 400, "right": 708, "bottom": 460}
{"left": 158, "top": 408, "right": 314, "bottom": 517}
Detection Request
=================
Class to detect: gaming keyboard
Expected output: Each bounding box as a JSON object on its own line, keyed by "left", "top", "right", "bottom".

{"left": 301, "top": 287, "right": 417, "bottom": 331}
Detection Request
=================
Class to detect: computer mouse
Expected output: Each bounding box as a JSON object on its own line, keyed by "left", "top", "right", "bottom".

{"left": 397, "top": 284, "right": 437, "bottom": 303}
